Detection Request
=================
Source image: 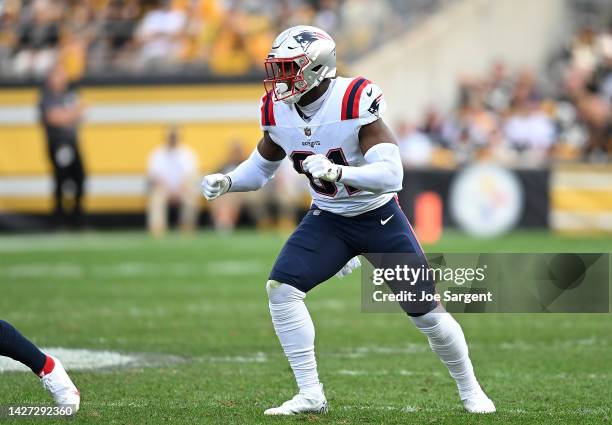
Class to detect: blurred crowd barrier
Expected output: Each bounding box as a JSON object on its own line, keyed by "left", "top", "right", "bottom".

{"left": 0, "top": 77, "right": 610, "bottom": 235}
{"left": 398, "top": 165, "right": 612, "bottom": 237}
{"left": 549, "top": 163, "right": 612, "bottom": 234}
{"left": 0, "top": 82, "right": 263, "bottom": 213}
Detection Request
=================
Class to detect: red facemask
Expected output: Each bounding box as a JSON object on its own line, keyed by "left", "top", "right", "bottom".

{"left": 264, "top": 54, "right": 311, "bottom": 102}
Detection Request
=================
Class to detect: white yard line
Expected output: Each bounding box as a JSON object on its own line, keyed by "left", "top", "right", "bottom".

{"left": 340, "top": 404, "right": 610, "bottom": 415}
{"left": 336, "top": 369, "right": 442, "bottom": 377}
{"left": 0, "top": 347, "right": 183, "bottom": 373}
{"left": 199, "top": 352, "right": 268, "bottom": 363}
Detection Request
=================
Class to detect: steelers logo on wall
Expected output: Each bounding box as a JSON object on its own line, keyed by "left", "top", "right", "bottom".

{"left": 449, "top": 164, "right": 524, "bottom": 238}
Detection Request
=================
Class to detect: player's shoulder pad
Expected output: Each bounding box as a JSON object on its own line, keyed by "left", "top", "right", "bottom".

{"left": 340, "top": 77, "right": 386, "bottom": 123}
{"left": 259, "top": 91, "right": 276, "bottom": 128}
{"left": 358, "top": 81, "right": 386, "bottom": 125}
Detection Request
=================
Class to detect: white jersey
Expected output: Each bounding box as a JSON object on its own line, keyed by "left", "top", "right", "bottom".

{"left": 260, "top": 76, "right": 394, "bottom": 217}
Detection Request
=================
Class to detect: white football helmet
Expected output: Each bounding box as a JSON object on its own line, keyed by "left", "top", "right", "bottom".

{"left": 264, "top": 25, "right": 336, "bottom": 104}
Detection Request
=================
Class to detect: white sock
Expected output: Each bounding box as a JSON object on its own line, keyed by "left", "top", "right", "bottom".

{"left": 267, "top": 281, "right": 322, "bottom": 397}
{"left": 410, "top": 307, "right": 482, "bottom": 400}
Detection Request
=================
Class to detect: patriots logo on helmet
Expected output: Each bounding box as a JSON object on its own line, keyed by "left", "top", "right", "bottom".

{"left": 293, "top": 31, "right": 331, "bottom": 51}
{"left": 368, "top": 94, "right": 383, "bottom": 116}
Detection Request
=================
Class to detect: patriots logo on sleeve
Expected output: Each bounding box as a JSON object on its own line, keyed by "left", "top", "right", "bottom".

{"left": 368, "top": 94, "right": 383, "bottom": 116}
{"left": 293, "top": 31, "right": 331, "bottom": 51}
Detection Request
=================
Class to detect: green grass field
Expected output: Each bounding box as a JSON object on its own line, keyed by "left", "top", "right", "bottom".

{"left": 0, "top": 230, "right": 610, "bottom": 424}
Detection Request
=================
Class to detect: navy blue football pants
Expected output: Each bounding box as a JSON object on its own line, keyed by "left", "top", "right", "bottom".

{"left": 0, "top": 320, "right": 46, "bottom": 374}
{"left": 269, "top": 197, "right": 438, "bottom": 316}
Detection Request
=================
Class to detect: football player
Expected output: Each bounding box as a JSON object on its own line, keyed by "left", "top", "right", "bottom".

{"left": 0, "top": 320, "right": 80, "bottom": 412}
{"left": 201, "top": 25, "right": 495, "bottom": 415}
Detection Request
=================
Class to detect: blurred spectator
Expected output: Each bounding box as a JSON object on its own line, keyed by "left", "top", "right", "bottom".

{"left": 98, "top": 0, "right": 141, "bottom": 69}
{"left": 147, "top": 125, "right": 199, "bottom": 237}
{"left": 265, "top": 159, "right": 306, "bottom": 232}
{"left": 241, "top": 159, "right": 307, "bottom": 232}
{"left": 208, "top": 6, "right": 255, "bottom": 75}
{"left": 485, "top": 61, "right": 514, "bottom": 113}
{"left": 135, "top": 0, "right": 186, "bottom": 68}
{"left": 339, "top": 0, "right": 394, "bottom": 59}
{"left": 312, "top": 0, "right": 340, "bottom": 33}
{"left": 503, "top": 101, "right": 555, "bottom": 160}
{"left": 396, "top": 121, "right": 433, "bottom": 167}
{"left": 420, "top": 108, "right": 449, "bottom": 147}
{"left": 13, "top": 0, "right": 61, "bottom": 76}
{"left": 209, "top": 141, "right": 246, "bottom": 233}
{"left": 0, "top": 0, "right": 21, "bottom": 71}
{"left": 39, "top": 64, "right": 86, "bottom": 227}
{"left": 577, "top": 92, "right": 612, "bottom": 160}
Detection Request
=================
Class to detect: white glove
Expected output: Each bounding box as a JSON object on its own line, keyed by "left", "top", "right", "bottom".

{"left": 201, "top": 173, "right": 231, "bottom": 200}
{"left": 336, "top": 256, "right": 361, "bottom": 278}
{"left": 303, "top": 154, "right": 341, "bottom": 182}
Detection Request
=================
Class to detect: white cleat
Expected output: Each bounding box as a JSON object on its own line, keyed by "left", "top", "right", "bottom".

{"left": 463, "top": 391, "right": 496, "bottom": 413}
{"left": 264, "top": 386, "right": 328, "bottom": 415}
{"left": 40, "top": 356, "right": 80, "bottom": 414}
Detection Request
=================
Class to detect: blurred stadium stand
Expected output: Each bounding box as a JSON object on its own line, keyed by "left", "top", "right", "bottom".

{"left": 0, "top": 0, "right": 453, "bottom": 83}
{"left": 0, "top": 0, "right": 610, "bottom": 234}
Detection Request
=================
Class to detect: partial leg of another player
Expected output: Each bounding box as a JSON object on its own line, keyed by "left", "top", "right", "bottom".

{"left": 264, "top": 208, "right": 356, "bottom": 415}
{"left": 0, "top": 320, "right": 80, "bottom": 412}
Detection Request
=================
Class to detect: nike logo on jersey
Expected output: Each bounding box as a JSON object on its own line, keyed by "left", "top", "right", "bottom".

{"left": 380, "top": 214, "right": 394, "bottom": 225}
{"left": 366, "top": 87, "right": 373, "bottom": 96}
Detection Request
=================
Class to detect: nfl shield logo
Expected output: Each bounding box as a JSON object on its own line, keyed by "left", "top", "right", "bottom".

{"left": 304, "top": 127, "right": 311, "bottom": 136}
